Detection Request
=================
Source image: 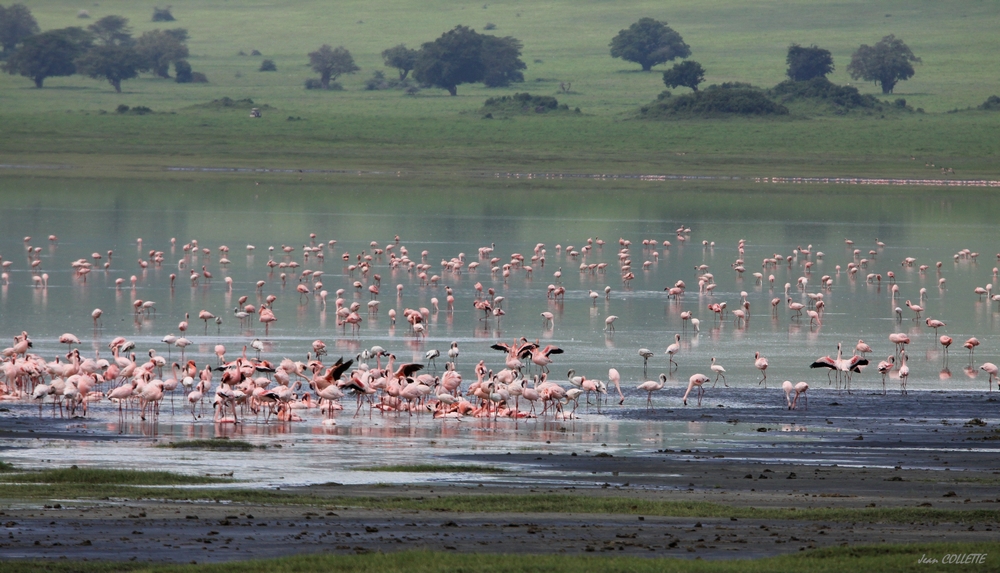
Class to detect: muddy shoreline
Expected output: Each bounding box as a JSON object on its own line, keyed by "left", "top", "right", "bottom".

{"left": 2, "top": 458, "right": 998, "bottom": 563}
{"left": 2, "top": 392, "right": 1000, "bottom": 563}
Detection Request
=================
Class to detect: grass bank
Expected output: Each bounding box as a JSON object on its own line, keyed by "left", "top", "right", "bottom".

{"left": 2, "top": 476, "right": 997, "bottom": 525}
{"left": 0, "top": 1, "right": 997, "bottom": 180}
{"left": 0, "top": 467, "right": 230, "bottom": 486}
{"left": 3, "top": 545, "right": 998, "bottom": 572}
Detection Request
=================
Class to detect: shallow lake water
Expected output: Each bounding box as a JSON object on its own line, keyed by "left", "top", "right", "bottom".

{"left": 1, "top": 175, "right": 999, "bottom": 484}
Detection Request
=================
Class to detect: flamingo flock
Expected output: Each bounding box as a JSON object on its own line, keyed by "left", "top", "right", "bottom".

{"left": 1, "top": 227, "right": 999, "bottom": 430}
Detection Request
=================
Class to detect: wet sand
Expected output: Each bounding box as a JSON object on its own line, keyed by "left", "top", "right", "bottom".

{"left": 2, "top": 458, "right": 999, "bottom": 563}
{"left": 2, "top": 391, "right": 1000, "bottom": 563}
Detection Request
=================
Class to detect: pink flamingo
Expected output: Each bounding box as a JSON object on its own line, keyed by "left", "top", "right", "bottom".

{"left": 792, "top": 381, "right": 809, "bottom": 409}
{"left": 980, "top": 362, "right": 998, "bottom": 391}
{"left": 259, "top": 307, "right": 277, "bottom": 334}
{"left": 855, "top": 339, "right": 872, "bottom": 357}
{"left": 964, "top": 337, "right": 980, "bottom": 364}
{"left": 754, "top": 352, "right": 769, "bottom": 387}
{"left": 665, "top": 334, "right": 681, "bottom": 370}
{"left": 637, "top": 373, "right": 666, "bottom": 408}
{"left": 925, "top": 318, "right": 945, "bottom": 335}
{"left": 682, "top": 373, "right": 711, "bottom": 406}
{"left": 939, "top": 335, "right": 952, "bottom": 364}
{"left": 608, "top": 367, "right": 624, "bottom": 404}
{"left": 897, "top": 351, "right": 910, "bottom": 394}
{"left": 876, "top": 355, "right": 894, "bottom": 395}
{"left": 710, "top": 357, "right": 727, "bottom": 387}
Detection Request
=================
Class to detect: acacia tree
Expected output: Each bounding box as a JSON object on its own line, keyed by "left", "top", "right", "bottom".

{"left": 3, "top": 27, "right": 92, "bottom": 87}
{"left": 75, "top": 44, "right": 141, "bottom": 92}
{"left": 308, "top": 44, "right": 359, "bottom": 89}
{"left": 414, "top": 26, "right": 484, "bottom": 96}
{"left": 413, "top": 25, "right": 525, "bottom": 95}
{"left": 0, "top": 3, "right": 40, "bottom": 54}
{"left": 381, "top": 44, "right": 418, "bottom": 80}
{"left": 847, "top": 34, "right": 920, "bottom": 94}
{"left": 786, "top": 44, "right": 834, "bottom": 81}
{"left": 135, "top": 29, "right": 188, "bottom": 78}
{"left": 87, "top": 14, "right": 132, "bottom": 46}
{"left": 662, "top": 60, "right": 705, "bottom": 91}
{"left": 481, "top": 35, "right": 525, "bottom": 87}
{"left": 609, "top": 17, "right": 690, "bottom": 71}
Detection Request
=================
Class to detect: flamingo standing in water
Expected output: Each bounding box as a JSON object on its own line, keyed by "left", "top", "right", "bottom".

{"left": 897, "top": 351, "right": 910, "bottom": 394}
{"left": 876, "top": 355, "right": 895, "bottom": 395}
{"left": 665, "top": 334, "right": 681, "bottom": 370}
{"left": 939, "top": 335, "right": 953, "bottom": 365}
{"left": 964, "top": 337, "right": 980, "bottom": 365}
{"left": 980, "top": 362, "right": 998, "bottom": 392}
{"left": 608, "top": 368, "right": 624, "bottom": 404}
{"left": 637, "top": 373, "right": 666, "bottom": 409}
{"left": 682, "top": 373, "right": 711, "bottom": 406}
{"left": 855, "top": 339, "right": 872, "bottom": 357}
{"left": 791, "top": 381, "right": 808, "bottom": 410}
{"left": 782, "top": 381, "right": 795, "bottom": 409}
{"left": 710, "top": 357, "right": 727, "bottom": 387}
{"left": 638, "top": 348, "right": 654, "bottom": 375}
{"left": 754, "top": 352, "right": 769, "bottom": 387}
{"left": 925, "top": 318, "right": 945, "bottom": 336}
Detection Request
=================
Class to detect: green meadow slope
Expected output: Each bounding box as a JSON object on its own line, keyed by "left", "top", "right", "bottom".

{"left": 0, "top": 0, "right": 997, "bottom": 178}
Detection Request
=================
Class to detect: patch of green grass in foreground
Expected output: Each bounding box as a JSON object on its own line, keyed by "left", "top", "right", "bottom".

{"left": 159, "top": 438, "right": 264, "bottom": 451}
{"left": 2, "top": 486, "right": 997, "bottom": 526}
{"left": 0, "top": 460, "right": 16, "bottom": 472}
{"left": 0, "top": 467, "right": 228, "bottom": 485}
{"left": 5, "top": 545, "right": 999, "bottom": 572}
{"left": 355, "top": 464, "right": 508, "bottom": 473}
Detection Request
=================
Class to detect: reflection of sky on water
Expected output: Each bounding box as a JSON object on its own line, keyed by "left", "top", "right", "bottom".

{"left": 1, "top": 178, "right": 999, "bottom": 483}
{"left": 1, "top": 401, "right": 821, "bottom": 486}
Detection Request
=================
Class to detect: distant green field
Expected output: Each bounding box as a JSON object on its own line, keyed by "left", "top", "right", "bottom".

{"left": 0, "top": 0, "right": 998, "bottom": 178}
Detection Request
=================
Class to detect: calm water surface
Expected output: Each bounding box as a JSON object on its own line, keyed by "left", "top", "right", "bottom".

{"left": 1, "top": 176, "right": 998, "bottom": 484}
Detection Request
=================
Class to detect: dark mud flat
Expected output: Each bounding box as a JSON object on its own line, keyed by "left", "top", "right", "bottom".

{"left": 2, "top": 390, "right": 1000, "bottom": 563}
{"left": 2, "top": 475, "right": 999, "bottom": 564}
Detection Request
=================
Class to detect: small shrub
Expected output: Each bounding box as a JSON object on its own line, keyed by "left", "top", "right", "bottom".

{"left": 174, "top": 60, "right": 192, "bottom": 83}
{"left": 405, "top": 86, "right": 420, "bottom": 96}
{"left": 894, "top": 98, "right": 907, "bottom": 108}
{"left": 194, "top": 97, "right": 270, "bottom": 110}
{"left": 484, "top": 22, "right": 497, "bottom": 30}
{"left": 978, "top": 95, "right": 1000, "bottom": 111}
{"left": 152, "top": 6, "right": 175, "bottom": 22}
{"left": 305, "top": 78, "right": 342, "bottom": 90}
{"left": 191, "top": 72, "right": 208, "bottom": 83}
{"left": 77, "top": 9, "right": 89, "bottom": 18}
{"left": 767, "top": 77, "right": 892, "bottom": 115}
{"left": 237, "top": 50, "right": 247, "bottom": 56}
{"left": 641, "top": 84, "right": 788, "bottom": 118}
{"left": 250, "top": 49, "right": 262, "bottom": 56}
{"left": 365, "top": 70, "right": 390, "bottom": 90}
{"left": 116, "top": 105, "right": 153, "bottom": 115}
{"left": 259, "top": 59, "right": 276, "bottom": 72}
{"left": 364, "top": 70, "right": 412, "bottom": 91}
{"left": 482, "top": 92, "right": 576, "bottom": 116}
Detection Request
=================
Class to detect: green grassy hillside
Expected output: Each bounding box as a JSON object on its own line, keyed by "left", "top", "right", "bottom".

{"left": 0, "top": 0, "right": 997, "bottom": 178}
